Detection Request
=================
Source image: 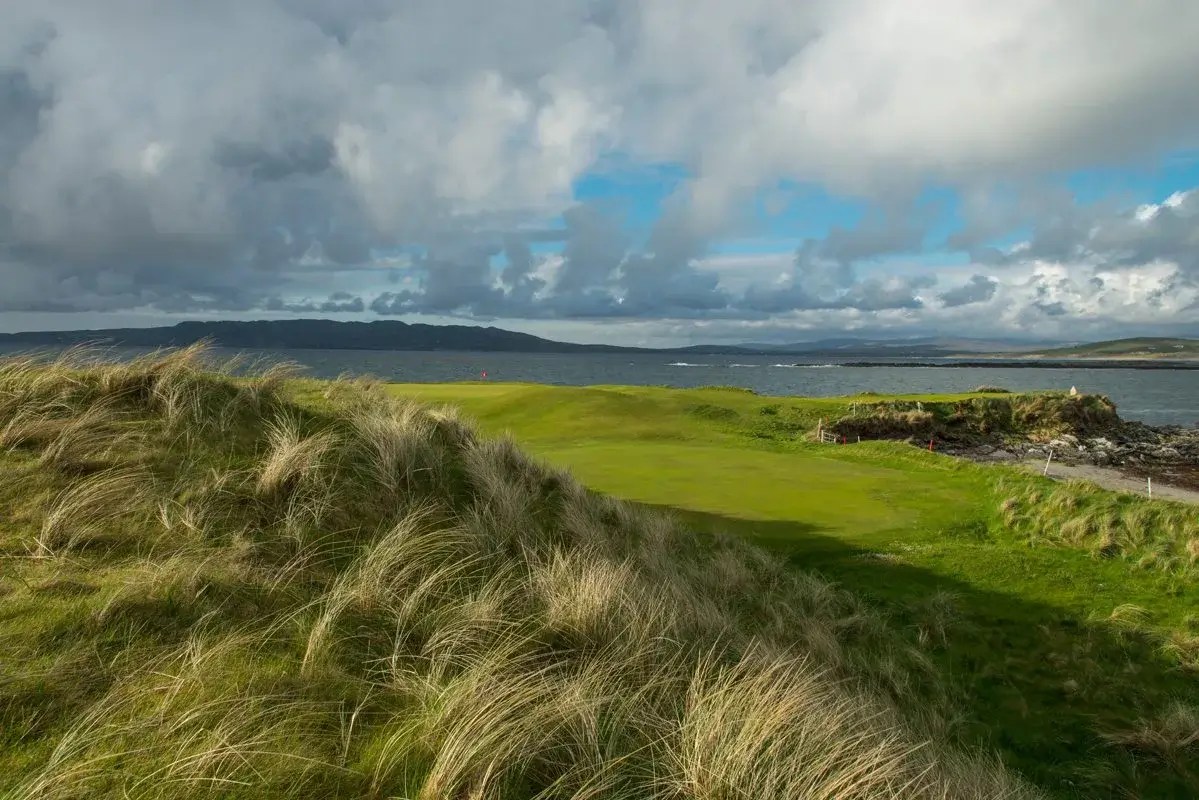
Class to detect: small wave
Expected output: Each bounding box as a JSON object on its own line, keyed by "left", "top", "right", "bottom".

{"left": 667, "top": 362, "right": 710, "bottom": 367}
{"left": 728, "top": 363, "right": 759, "bottom": 368}
{"left": 772, "top": 363, "right": 840, "bottom": 368}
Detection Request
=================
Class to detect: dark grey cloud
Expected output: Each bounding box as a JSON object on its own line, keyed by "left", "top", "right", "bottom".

{"left": 1034, "top": 300, "right": 1068, "bottom": 317}
{"left": 820, "top": 207, "right": 931, "bottom": 265}
{"left": 616, "top": 209, "right": 729, "bottom": 315}
{"left": 740, "top": 229, "right": 930, "bottom": 314}
{"left": 939, "top": 274, "right": 997, "bottom": 307}
{"left": 215, "top": 137, "right": 335, "bottom": 182}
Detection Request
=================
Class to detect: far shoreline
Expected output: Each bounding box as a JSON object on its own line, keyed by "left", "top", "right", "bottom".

{"left": 830, "top": 359, "right": 1199, "bottom": 370}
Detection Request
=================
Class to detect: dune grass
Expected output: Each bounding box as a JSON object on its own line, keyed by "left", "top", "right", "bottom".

{"left": 0, "top": 349, "right": 1038, "bottom": 799}
{"left": 384, "top": 381, "right": 1199, "bottom": 798}
{"left": 995, "top": 476, "right": 1199, "bottom": 573}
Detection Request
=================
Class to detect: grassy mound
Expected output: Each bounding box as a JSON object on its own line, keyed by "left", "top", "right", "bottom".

{"left": 829, "top": 393, "right": 1122, "bottom": 443}
{"left": 0, "top": 349, "right": 1035, "bottom": 799}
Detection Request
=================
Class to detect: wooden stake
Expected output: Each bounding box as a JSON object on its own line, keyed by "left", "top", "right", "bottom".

{"left": 1043, "top": 450, "right": 1053, "bottom": 476}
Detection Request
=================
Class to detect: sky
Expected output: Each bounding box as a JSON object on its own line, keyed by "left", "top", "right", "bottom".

{"left": 2, "top": 1, "right": 1199, "bottom": 346}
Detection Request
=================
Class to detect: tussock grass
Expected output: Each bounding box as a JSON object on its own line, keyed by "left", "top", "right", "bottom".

{"left": 0, "top": 348, "right": 1038, "bottom": 798}
{"left": 995, "top": 476, "right": 1199, "bottom": 574}
{"left": 257, "top": 413, "right": 340, "bottom": 500}
{"left": 37, "top": 467, "right": 153, "bottom": 557}
{"left": 1103, "top": 702, "right": 1199, "bottom": 769}
{"left": 830, "top": 391, "right": 1121, "bottom": 442}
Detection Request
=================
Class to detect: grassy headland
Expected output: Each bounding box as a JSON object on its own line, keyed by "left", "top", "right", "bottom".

{"left": 1, "top": 349, "right": 1038, "bottom": 799}
{"left": 1006, "top": 336, "right": 1199, "bottom": 360}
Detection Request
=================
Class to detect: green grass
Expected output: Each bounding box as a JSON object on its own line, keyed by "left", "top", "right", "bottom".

{"left": 0, "top": 350, "right": 1039, "bottom": 799}
{"left": 4, "top": 356, "right": 1196, "bottom": 798}
{"left": 384, "top": 381, "right": 1199, "bottom": 798}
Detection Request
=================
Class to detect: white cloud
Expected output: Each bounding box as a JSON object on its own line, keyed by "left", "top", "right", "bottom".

{"left": 1, "top": 1, "right": 1198, "bottom": 337}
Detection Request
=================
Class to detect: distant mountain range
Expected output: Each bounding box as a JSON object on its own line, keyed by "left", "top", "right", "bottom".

{"left": 0, "top": 320, "right": 1194, "bottom": 360}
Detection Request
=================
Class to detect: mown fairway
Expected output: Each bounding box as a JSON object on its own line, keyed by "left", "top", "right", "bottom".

{"left": 387, "top": 382, "right": 1199, "bottom": 798}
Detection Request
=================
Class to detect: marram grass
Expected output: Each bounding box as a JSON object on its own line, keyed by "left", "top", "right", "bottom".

{"left": 0, "top": 347, "right": 1036, "bottom": 799}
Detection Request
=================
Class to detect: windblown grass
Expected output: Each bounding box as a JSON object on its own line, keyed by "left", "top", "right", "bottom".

{"left": 0, "top": 348, "right": 1038, "bottom": 799}
{"left": 995, "top": 476, "right": 1199, "bottom": 574}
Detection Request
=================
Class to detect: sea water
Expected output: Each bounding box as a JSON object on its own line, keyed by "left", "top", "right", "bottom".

{"left": 3, "top": 345, "right": 1196, "bottom": 427}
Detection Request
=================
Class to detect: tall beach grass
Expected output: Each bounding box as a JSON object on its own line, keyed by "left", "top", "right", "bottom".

{"left": 0, "top": 347, "right": 1038, "bottom": 798}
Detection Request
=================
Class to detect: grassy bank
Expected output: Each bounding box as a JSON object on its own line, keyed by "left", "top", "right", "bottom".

{"left": 0, "top": 350, "right": 1034, "bottom": 799}
{"left": 385, "top": 381, "right": 1199, "bottom": 797}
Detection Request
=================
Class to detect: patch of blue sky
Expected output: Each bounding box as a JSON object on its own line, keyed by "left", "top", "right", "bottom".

{"left": 572, "top": 159, "right": 690, "bottom": 231}
{"left": 555, "top": 148, "right": 1199, "bottom": 269}
{"left": 751, "top": 180, "right": 865, "bottom": 240}
{"left": 1058, "top": 149, "right": 1199, "bottom": 205}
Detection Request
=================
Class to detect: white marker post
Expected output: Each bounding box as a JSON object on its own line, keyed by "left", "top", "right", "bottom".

{"left": 1148, "top": 477, "right": 1152, "bottom": 498}
{"left": 1043, "top": 450, "right": 1054, "bottom": 476}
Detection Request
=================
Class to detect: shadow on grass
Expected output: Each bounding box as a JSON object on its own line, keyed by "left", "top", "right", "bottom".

{"left": 661, "top": 505, "right": 1199, "bottom": 800}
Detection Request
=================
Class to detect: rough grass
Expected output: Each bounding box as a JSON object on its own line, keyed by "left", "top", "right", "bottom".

{"left": 0, "top": 349, "right": 1037, "bottom": 799}
{"left": 996, "top": 476, "right": 1199, "bottom": 574}
{"left": 829, "top": 393, "right": 1122, "bottom": 442}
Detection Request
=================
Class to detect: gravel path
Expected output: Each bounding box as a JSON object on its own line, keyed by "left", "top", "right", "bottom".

{"left": 1020, "top": 459, "right": 1199, "bottom": 505}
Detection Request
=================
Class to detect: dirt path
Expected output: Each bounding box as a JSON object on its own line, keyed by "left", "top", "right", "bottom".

{"left": 1019, "top": 459, "right": 1199, "bottom": 506}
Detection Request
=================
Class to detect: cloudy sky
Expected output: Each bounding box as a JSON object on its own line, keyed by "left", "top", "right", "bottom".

{"left": 2, "top": 1, "right": 1199, "bottom": 346}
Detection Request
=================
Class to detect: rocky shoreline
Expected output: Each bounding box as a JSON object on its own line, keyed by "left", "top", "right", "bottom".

{"left": 944, "top": 423, "right": 1199, "bottom": 491}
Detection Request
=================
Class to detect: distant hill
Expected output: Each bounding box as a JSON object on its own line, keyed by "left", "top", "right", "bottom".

{"left": 1018, "top": 337, "right": 1199, "bottom": 359}
{"left": 0, "top": 320, "right": 658, "bottom": 354}
{"left": 0, "top": 319, "right": 1026, "bottom": 357}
